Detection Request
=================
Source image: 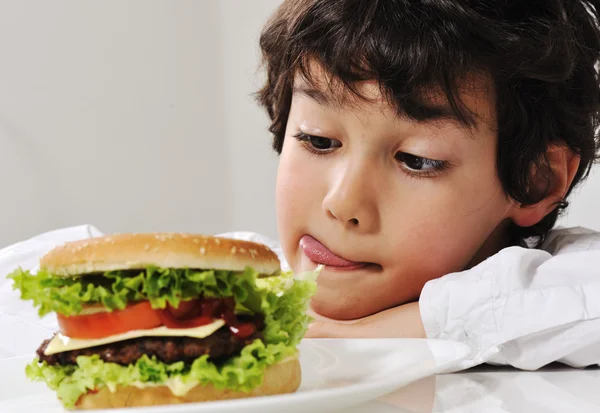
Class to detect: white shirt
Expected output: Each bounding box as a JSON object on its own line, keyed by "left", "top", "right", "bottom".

{"left": 1, "top": 224, "right": 599, "bottom": 372}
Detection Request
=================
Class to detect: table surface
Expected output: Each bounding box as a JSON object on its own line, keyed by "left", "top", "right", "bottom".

{"left": 346, "top": 364, "right": 600, "bottom": 413}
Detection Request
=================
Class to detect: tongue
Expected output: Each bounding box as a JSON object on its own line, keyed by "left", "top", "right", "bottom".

{"left": 300, "top": 235, "right": 360, "bottom": 267}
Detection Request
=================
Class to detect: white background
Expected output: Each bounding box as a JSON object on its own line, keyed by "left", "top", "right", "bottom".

{"left": 0, "top": 0, "right": 598, "bottom": 248}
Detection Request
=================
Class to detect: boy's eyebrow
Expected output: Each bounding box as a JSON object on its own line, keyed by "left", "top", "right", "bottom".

{"left": 293, "top": 85, "right": 333, "bottom": 107}
{"left": 293, "top": 85, "right": 477, "bottom": 130}
{"left": 404, "top": 100, "right": 477, "bottom": 130}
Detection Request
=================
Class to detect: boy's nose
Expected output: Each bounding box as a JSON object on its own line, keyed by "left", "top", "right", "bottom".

{"left": 322, "top": 163, "right": 379, "bottom": 233}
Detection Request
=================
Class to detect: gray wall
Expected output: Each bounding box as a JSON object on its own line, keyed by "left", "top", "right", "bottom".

{"left": 0, "top": 0, "right": 281, "bottom": 247}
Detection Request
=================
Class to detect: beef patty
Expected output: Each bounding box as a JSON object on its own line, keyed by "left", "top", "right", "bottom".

{"left": 37, "top": 327, "right": 261, "bottom": 366}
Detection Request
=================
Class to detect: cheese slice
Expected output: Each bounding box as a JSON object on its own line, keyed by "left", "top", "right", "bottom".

{"left": 44, "top": 319, "right": 226, "bottom": 355}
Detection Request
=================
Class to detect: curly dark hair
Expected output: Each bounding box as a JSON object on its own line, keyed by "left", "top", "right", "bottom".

{"left": 257, "top": 0, "right": 600, "bottom": 247}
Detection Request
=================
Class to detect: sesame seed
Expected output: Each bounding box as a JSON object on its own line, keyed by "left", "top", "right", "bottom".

{"left": 144, "top": 244, "right": 150, "bottom": 251}
{"left": 231, "top": 247, "right": 237, "bottom": 254}
{"left": 240, "top": 248, "right": 246, "bottom": 253}
{"left": 200, "top": 247, "right": 206, "bottom": 255}
{"left": 193, "top": 239, "right": 200, "bottom": 244}
{"left": 214, "top": 238, "right": 221, "bottom": 245}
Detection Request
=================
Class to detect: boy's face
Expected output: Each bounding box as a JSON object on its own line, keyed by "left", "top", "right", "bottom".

{"left": 276, "top": 65, "right": 517, "bottom": 320}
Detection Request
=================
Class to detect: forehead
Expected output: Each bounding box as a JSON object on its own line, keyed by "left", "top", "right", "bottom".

{"left": 292, "top": 62, "right": 386, "bottom": 108}
{"left": 292, "top": 61, "right": 497, "bottom": 132}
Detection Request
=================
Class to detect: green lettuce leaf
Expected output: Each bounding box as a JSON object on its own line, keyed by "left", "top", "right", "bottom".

{"left": 26, "top": 341, "right": 296, "bottom": 409}
{"left": 7, "top": 266, "right": 286, "bottom": 317}
{"left": 19, "top": 268, "right": 317, "bottom": 408}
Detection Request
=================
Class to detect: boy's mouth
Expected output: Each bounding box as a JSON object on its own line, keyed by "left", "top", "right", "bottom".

{"left": 299, "top": 235, "right": 374, "bottom": 270}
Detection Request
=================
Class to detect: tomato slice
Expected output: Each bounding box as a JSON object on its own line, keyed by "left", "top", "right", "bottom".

{"left": 57, "top": 297, "right": 257, "bottom": 340}
{"left": 57, "top": 301, "right": 163, "bottom": 339}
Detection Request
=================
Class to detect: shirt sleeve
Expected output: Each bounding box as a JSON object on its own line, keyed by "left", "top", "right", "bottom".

{"left": 420, "top": 227, "right": 600, "bottom": 372}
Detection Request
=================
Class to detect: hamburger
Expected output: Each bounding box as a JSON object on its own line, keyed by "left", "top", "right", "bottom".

{"left": 7, "top": 233, "right": 317, "bottom": 409}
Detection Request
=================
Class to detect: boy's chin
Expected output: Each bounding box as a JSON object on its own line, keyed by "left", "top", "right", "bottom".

{"left": 309, "top": 294, "right": 383, "bottom": 321}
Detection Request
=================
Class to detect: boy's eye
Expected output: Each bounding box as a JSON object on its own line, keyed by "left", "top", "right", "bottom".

{"left": 293, "top": 132, "right": 341, "bottom": 152}
{"left": 310, "top": 136, "right": 335, "bottom": 150}
{"left": 395, "top": 152, "right": 447, "bottom": 173}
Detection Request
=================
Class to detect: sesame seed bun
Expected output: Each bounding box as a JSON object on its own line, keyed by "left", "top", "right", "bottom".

{"left": 74, "top": 356, "right": 300, "bottom": 410}
{"left": 40, "top": 233, "right": 281, "bottom": 277}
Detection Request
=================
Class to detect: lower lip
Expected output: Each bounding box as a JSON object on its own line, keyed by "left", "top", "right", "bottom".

{"left": 320, "top": 262, "right": 369, "bottom": 271}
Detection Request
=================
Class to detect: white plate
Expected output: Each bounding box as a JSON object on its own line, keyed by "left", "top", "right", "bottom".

{"left": 0, "top": 339, "right": 470, "bottom": 413}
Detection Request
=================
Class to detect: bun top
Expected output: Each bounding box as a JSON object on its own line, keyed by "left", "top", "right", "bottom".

{"left": 40, "top": 233, "right": 281, "bottom": 277}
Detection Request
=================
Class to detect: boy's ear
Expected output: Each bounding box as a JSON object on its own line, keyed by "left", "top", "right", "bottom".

{"left": 510, "top": 144, "right": 580, "bottom": 228}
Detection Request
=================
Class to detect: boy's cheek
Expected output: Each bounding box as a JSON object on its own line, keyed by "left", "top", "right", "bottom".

{"left": 275, "top": 146, "right": 325, "bottom": 268}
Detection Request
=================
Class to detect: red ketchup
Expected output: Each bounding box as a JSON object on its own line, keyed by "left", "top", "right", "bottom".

{"left": 159, "top": 297, "right": 261, "bottom": 340}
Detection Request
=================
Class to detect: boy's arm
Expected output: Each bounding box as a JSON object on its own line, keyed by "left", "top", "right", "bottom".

{"left": 308, "top": 228, "right": 600, "bottom": 372}
{"left": 420, "top": 231, "right": 600, "bottom": 372}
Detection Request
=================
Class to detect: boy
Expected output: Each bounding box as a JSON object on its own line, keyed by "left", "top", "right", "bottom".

{"left": 1, "top": 0, "right": 599, "bottom": 373}
{"left": 247, "top": 0, "right": 600, "bottom": 370}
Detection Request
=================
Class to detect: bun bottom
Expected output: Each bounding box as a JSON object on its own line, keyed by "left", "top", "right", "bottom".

{"left": 74, "top": 356, "right": 301, "bottom": 410}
